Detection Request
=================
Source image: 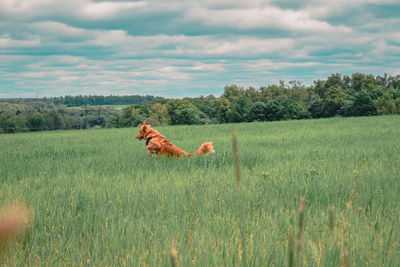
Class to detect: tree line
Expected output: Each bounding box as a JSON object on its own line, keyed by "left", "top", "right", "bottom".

{"left": 2, "top": 94, "right": 159, "bottom": 107}
{"left": 1, "top": 73, "right": 400, "bottom": 133}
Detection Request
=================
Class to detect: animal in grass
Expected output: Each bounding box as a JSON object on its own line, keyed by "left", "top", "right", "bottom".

{"left": 136, "top": 121, "right": 215, "bottom": 157}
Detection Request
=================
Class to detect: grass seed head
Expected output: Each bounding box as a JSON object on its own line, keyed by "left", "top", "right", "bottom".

{"left": 170, "top": 239, "right": 178, "bottom": 267}
{"left": 343, "top": 250, "right": 350, "bottom": 267}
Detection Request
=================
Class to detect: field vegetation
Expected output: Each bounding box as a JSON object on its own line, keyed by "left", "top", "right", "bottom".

{"left": 0, "top": 116, "right": 399, "bottom": 265}
{"left": 1, "top": 73, "right": 400, "bottom": 134}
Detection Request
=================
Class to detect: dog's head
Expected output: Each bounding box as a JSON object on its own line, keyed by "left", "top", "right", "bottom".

{"left": 136, "top": 120, "right": 151, "bottom": 140}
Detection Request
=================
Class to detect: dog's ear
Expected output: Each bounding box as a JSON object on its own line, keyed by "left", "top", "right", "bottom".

{"left": 142, "top": 120, "right": 148, "bottom": 130}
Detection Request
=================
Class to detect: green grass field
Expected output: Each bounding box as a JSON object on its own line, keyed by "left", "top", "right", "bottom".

{"left": 1, "top": 116, "right": 399, "bottom": 266}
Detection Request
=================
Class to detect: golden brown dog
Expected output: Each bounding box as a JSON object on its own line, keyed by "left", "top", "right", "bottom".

{"left": 136, "top": 121, "right": 214, "bottom": 157}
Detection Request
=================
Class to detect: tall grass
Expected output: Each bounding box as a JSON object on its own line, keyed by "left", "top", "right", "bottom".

{"left": 0, "top": 116, "right": 399, "bottom": 265}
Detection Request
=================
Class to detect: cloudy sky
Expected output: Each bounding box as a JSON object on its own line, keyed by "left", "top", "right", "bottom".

{"left": 1, "top": 0, "right": 399, "bottom": 98}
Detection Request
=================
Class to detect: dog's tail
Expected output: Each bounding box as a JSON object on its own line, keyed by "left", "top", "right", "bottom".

{"left": 193, "top": 142, "right": 215, "bottom": 156}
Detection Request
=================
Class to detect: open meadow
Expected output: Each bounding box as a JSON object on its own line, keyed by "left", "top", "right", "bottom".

{"left": 0, "top": 116, "right": 399, "bottom": 266}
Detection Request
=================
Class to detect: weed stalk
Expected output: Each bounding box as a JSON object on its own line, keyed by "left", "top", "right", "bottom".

{"left": 328, "top": 205, "right": 335, "bottom": 233}
{"left": 232, "top": 129, "right": 242, "bottom": 188}
{"left": 296, "top": 196, "right": 305, "bottom": 253}
{"left": 288, "top": 232, "right": 294, "bottom": 267}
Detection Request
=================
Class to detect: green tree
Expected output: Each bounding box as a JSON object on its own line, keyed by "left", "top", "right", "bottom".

{"left": 227, "top": 96, "right": 251, "bottom": 122}
{"left": 396, "top": 98, "right": 400, "bottom": 114}
{"left": 247, "top": 102, "right": 267, "bottom": 122}
{"left": 321, "top": 86, "right": 348, "bottom": 117}
{"left": 260, "top": 85, "right": 286, "bottom": 102}
{"left": 173, "top": 104, "right": 201, "bottom": 125}
{"left": 192, "top": 95, "right": 218, "bottom": 122}
{"left": 351, "top": 73, "right": 377, "bottom": 92}
{"left": 244, "top": 87, "right": 260, "bottom": 103}
{"left": 325, "top": 73, "right": 347, "bottom": 91}
{"left": 216, "top": 98, "right": 231, "bottom": 123}
{"left": 121, "top": 105, "right": 145, "bottom": 127}
{"left": 27, "top": 112, "right": 45, "bottom": 131}
{"left": 45, "top": 109, "right": 64, "bottom": 130}
{"left": 109, "top": 113, "right": 123, "bottom": 128}
{"left": 86, "top": 114, "right": 106, "bottom": 128}
{"left": 147, "top": 103, "right": 171, "bottom": 126}
{"left": 308, "top": 100, "right": 324, "bottom": 118}
{"left": 0, "top": 115, "right": 18, "bottom": 133}
{"left": 265, "top": 100, "right": 281, "bottom": 121}
{"left": 222, "top": 85, "right": 244, "bottom": 102}
{"left": 351, "top": 91, "right": 376, "bottom": 116}
{"left": 374, "top": 93, "right": 397, "bottom": 115}
{"left": 278, "top": 98, "right": 308, "bottom": 120}
{"left": 167, "top": 99, "right": 193, "bottom": 124}
{"left": 136, "top": 103, "right": 151, "bottom": 117}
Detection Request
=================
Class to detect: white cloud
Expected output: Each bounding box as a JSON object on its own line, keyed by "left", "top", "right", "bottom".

{"left": 370, "top": 40, "right": 400, "bottom": 57}
{"left": 187, "top": 6, "right": 351, "bottom": 33}
{"left": 0, "top": 0, "right": 147, "bottom": 20}
{"left": 92, "top": 30, "right": 128, "bottom": 46}
{"left": 0, "top": 0, "right": 399, "bottom": 97}
{"left": 0, "top": 35, "right": 41, "bottom": 47}
{"left": 304, "top": 0, "right": 400, "bottom": 20}
{"left": 31, "top": 21, "right": 96, "bottom": 42}
{"left": 0, "top": 0, "right": 80, "bottom": 19}
{"left": 82, "top": 1, "right": 147, "bottom": 19}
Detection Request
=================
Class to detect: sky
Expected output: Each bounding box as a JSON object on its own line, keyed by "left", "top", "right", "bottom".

{"left": 0, "top": 0, "right": 399, "bottom": 98}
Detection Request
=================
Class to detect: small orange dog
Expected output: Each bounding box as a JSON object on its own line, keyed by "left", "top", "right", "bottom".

{"left": 136, "top": 121, "right": 214, "bottom": 157}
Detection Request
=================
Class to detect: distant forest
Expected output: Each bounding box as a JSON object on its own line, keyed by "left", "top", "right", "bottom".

{"left": 2, "top": 94, "right": 160, "bottom": 107}
{"left": 1, "top": 73, "right": 400, "bottom": 133}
